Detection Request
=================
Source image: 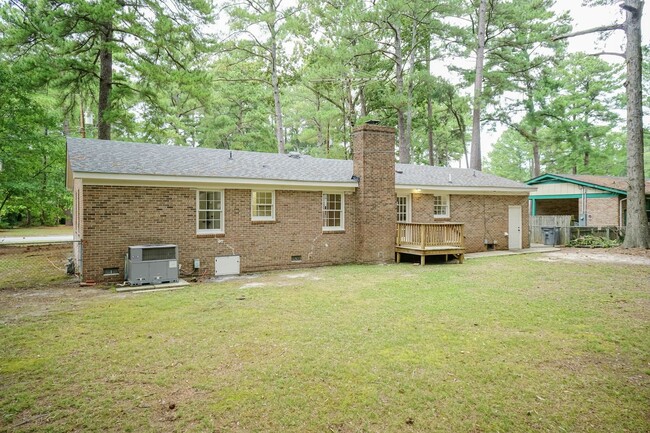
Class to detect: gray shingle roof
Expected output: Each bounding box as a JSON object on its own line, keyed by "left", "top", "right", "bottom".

{"left": 395, "top": 163, "right": 530, "bottom": 189}
{"left": 67, "top": 137, "right": 532, "bottom": 190}
{"left": 67, "top": 138, "right": 351, "bottom": 183}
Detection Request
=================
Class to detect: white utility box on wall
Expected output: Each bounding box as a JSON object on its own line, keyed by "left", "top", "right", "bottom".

{"left": 215, "top": 255, "right": 240, "bottom": 276}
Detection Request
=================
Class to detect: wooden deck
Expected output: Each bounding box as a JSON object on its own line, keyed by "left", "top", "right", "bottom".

{"left": 396, "top": 222, "right": 466, "bottom": 265}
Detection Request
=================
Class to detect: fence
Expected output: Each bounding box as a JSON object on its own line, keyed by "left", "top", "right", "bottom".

{"left": 529, "top": 215, "right": 572, "bottom": 245}
{"left": 530, "top": 215, "right": 628, "bottom": 245}
{"left": 0, "top": 241, "right": 78, "bottom": 289}
{"left": 570, "top": 226, "right": 623, "bottom": 241}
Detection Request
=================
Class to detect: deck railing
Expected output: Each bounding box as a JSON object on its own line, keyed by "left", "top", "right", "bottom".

{"left": 396, "top": 222, "right": 465, "bottom": 250}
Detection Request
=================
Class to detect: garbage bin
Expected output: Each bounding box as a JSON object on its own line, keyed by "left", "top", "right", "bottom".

{"left": 541, "top": 227, "right": 560, "bottom": 245}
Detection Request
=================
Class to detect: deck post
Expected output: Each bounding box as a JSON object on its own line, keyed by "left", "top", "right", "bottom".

{"left": 420, "top": 224, "right": 426, "bottom": 249}
{"left": 460, "top": 225, "right": 465, "bottom": 248}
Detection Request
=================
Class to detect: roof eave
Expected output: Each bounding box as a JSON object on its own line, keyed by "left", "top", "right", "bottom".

{"left": 526, "top": 173, "right": 627, "bottom": 195}
{"left": 396, "top": 184, "right": 535, "bottom": 194}
{"left": 73, "top": 171, "right": 358, "bottom": 190}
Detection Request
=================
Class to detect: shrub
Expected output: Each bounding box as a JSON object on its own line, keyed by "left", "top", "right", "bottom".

{"left": 568, "top": 235, "right": 620, "bottom": 248}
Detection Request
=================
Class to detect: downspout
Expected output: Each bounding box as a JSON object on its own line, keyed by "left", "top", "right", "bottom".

{"left": 581, "top": 187, "right": 588, "bottom": 226}
{"left": 530, "top": 198, "right": 536, "bottom": 216}
{"left": 619, "top": 198, "right": 627, "bottom": 228}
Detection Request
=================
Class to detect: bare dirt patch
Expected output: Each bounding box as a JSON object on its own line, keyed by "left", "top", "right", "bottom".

{"left": 239, "top": 282, "right": 266, "bottom": 289}
{"left": 0, "top": 284, "right": 123, "bottom": 324}
{"left": 537, "top": 247, "right": 650, "bottom": 266}
{"left": 283, "top": 272, "right": 311, "bottom": 279}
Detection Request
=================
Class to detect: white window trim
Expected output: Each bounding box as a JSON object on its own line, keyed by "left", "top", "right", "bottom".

{"left": 196, "top": 190, "right": 225, "bottom": 234}
{"left": 397, "top": 194, "right": 411, "bottom": 223}
{"left": 322, "top": 192, "right": 345, "bottom": 232}
{"left": 251, "top": 190, "right": 276, "bottom": 221}
{"left": 433, "top": 194, "right": 450, "bottom": 219}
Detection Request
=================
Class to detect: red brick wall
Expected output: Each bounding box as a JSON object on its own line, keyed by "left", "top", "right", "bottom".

{"left": 353, "top": 124, "right": 396, "bottom": 263}
{"left": 410, "top": 193, "right": 530, "bottom": 252}
{"left": 81, "top": 186, "right": 356, "bottom": 282}
{"left": 586, "top": 196, "right": 620, "bottom": 226}
{"left": 80, "top": 187, "right": 532, "bottom": 280}
{"left": 535, "top": 199, "right": 579, "bottom": 220}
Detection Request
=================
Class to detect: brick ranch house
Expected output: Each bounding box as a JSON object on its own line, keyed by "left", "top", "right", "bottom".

{"left": 526, "top": 173, "right": 650, "bottom": 227}
{"left": 66, "top": 124, "right": 533, "bottom": 282}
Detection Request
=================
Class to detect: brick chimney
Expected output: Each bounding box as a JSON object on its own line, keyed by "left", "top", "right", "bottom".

{"left": 352, "top": 123, "right": 396, "bottom": 263}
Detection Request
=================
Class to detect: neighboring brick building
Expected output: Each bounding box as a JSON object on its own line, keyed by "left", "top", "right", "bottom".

{"left": 67, "top": 124, "right": 533, "bottom": 282}
{"left": 526, "top": 173, "right": 650, "bottom": 227}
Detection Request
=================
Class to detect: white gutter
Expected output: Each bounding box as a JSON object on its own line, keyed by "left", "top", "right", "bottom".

{"left": 395, "top": 185, "right": 535, "bottom": 195}
{"left": 75, "top": 172, "right": 358, "bottom": 191}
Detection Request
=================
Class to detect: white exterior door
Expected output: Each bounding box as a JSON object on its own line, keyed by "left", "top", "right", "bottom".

{"left": 508, "top": 205, "right": 522, "bottom": 250}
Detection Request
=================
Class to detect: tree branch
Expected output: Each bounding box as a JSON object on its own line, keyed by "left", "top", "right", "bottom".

{"left": 552, "top": 23, "right": 624, "bottom": 41}
{"left": 588, "top": 51, "right": 626, "bottom": 59}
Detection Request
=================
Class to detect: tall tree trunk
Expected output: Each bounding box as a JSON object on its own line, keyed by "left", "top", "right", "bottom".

{"left": 405, "top": 20, "right": 417, "bottom": 162}
{"left": 342, "top": 85, "right": 350, "bottom": 158}
{"left": 40, "top": 154, "right": 47, "bottom": 226}
{"left": 532, "top": 125, "right": 540, "bottom": 177}
{"left": 426, "top": 38, "right": 435, "bottom": 166}
{"left": 79, "top": 97, "right": 86, "bottom": 138}
{"left": 459, "top": 140, "right": 469, "bottom": 167}
{"left": 316, "top": 121, "right": 324, "bottom": 148}
{"left": 271, "top": 32, "right": 285, "bottom": 154}
{"left": 345, "top": 79, "right": 355, "bottom": 158}
{"left": 532, "top": 141, "right": 540, "bottom": 177}
{"left": 326, "top": 121, "right": 330, "bottom": 158}
{"left": 359, "top": 88, "right": 367, "bottom": 117}
{"left": 622, "top": 0, "right": 649, "bottom": 248}
{"left": 392, "top": 22, "right": 409, "bottom": 163}
{"left": 427, "top": 96, "right": 434, "bottom": 166}
{"left": 583, "top": 131, "right": 591, "bottom": 169}
{"left": 97, "top": 23, "right": 112, "bottom": 140}
{"left": 470, "top": 0, "right": 487, "bottom": 170}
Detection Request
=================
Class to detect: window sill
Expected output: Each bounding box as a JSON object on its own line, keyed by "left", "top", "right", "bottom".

{"left": 251, "top": 220, "right": 277, "bottom": 224}
{"left": 433, "top": 217, "right": 451, "bottom": 221}
{"left": 196, "top": 233, "right": 225, "bottom": 238}
{"left": 322, "top": 229, "right": 345, "bottom": 234}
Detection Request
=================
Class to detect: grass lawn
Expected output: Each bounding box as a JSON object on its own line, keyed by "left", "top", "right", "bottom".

{"left": 1, "top": 254, "right": 648, "bottom": 432}
{"left": 0, "top": 225, "right": 72, "bottom": 238}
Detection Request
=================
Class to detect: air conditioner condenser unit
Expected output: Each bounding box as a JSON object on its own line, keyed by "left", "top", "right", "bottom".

{"left": 125, "top": 244, "right": 179, "bottom": 286}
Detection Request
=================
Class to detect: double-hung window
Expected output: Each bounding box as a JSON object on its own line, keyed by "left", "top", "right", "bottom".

{"left": 322, "top": 193, "right": 344, "bottom": 231}
{"left": 252, "top": 191, "right": 275, "bottom": 221}
{"left": 197, "top": 190, "right": 224, "bottom": 234}
{"left": 433, "top": 194, "right": 450, "bottom": 218}
{"left": 396, "top": 195, "right": 411, "bottom": 222}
